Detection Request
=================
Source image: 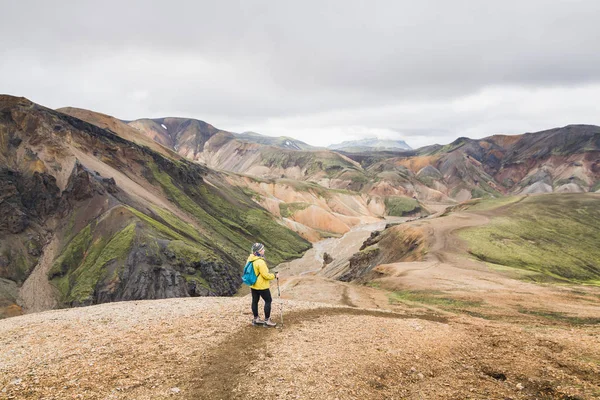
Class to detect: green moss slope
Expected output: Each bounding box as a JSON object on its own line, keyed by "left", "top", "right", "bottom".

{"left": 147, "top": 162, "right": 311, "bottom": 265}
{"left": 384, "top": 197, "right": 421, "bottom": 216}
{"left": 460, "top": 194, "right": 600, "bottom": 285}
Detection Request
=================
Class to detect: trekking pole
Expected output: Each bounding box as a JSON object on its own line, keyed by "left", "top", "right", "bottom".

{"left": 277, "top": 276, "right": 283, "bottom": 328}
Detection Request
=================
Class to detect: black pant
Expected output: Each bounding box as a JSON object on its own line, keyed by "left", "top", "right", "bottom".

{"left": 251, "top": 288, "right": 272, "bottom": 319}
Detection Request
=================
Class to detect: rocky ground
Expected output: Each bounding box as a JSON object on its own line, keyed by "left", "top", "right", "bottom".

{"left": 1, "top": 296, "right": 598, "bottom": 399}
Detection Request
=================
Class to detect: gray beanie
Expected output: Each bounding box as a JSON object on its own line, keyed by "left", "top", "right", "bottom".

{"left": 251, "top": 243, "right": 265, "bottom": 254}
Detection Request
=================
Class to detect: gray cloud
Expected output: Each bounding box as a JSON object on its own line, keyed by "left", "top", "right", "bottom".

{"left": 2, "top": 0, "right": 600, "bottom": 147}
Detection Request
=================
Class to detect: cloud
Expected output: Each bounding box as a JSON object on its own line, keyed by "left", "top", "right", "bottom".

{"left": 1, "top": 0, "right": 600, "bottom": 147}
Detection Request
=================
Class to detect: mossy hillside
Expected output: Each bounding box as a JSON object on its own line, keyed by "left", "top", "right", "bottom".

{"left": 240, "top": 187, "right": 262, "bottom": 202}
{"left": 416, "top": 175, "right": 436, "bottom": 188}
{"left": 239, "top": 209, "right": 311, "bottom": 265}
{"left": 260, "top": 149, "right": 359, "bottom": 179}
{"left": 166, "top": 240, "right": 220, "bottom": 265}
{"left": 462, "top": 196, "right": 523, "bottom": 212}
{"left": 128, "top": 207, "right": 220, "bottom": 262}
{"left": 148, "top": 163, "right": 248, "bottom": 258}
{"left": 459, "top": 194, "right": 600, "bottom": 284}
{"left": 279, "top": 202, "right": 311, "bottom": 218}
{"left": 306, "top": 158, "right": 354, "bottom": 178}
{"left": 50, "top": 201, "right": 245, "bottom": 304}
{"left": 48, "top": 224, "right": 93, "bottom": 279}
{"left": 425, "top": 137, "right": 469, "bottom": 155}
{"left": 69, "top": 223, "right": 136, "bottom": 304}
{"left": 148, "top": 162, "right": 310, "bottom": 265}
{"left": 151, "top": 207, "right": 206, "bottom": 244}
{"left": 450, "top": 180, "right": 501, "bottom": 200}
{"left": 384, "top": 196, "right": 421, "bottom": 216}
{"left": 470, "top": 186, "right": 496, "bottom": 199}
{"left": 592, "top": 181, "right": 600, "bottom": 192}
{"left": 50, "top": 223, "right": 136, "bottom": 305}
{"left": 340, "top": 170, "right": 370, "bottom": 188}
{"left": 127, "top": 207, "right": 187, "bottom": 242}
{"left": 260, "top": 150, "right": 316, "bottom": 170}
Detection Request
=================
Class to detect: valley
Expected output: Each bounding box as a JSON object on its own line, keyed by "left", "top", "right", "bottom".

{"left": 1, "top": 194, "right": 599, "bottom": 399}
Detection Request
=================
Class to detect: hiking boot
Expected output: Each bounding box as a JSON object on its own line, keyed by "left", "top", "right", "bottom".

{"left": 264, "top": 318, "right": 277, "bottom": 327}
{"left": 252, "top": 317, "right": 265, "bottom": 326}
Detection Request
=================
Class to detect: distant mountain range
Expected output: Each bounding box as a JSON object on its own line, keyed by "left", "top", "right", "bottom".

{"left": 59, "top": 107, "right": 600, "bottom": 203}
{"left": 328, "top": 138, "right": 412, "bottom": 152}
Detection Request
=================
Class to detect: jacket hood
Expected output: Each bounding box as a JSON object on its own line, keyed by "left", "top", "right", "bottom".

{"left": 247, "top": 254, "right": 263, "bottom": 262}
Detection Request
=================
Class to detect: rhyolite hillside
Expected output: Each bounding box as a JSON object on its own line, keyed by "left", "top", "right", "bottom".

{"left": 123, "top": 113, "right": 600, "bottom": 203}
{"left": 1, "top": 96, "right": 310, "bottom": 318}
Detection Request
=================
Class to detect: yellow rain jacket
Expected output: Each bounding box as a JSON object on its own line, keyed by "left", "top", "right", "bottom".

{"left": 247, "top": 254, "right": 275, "bottom": 290}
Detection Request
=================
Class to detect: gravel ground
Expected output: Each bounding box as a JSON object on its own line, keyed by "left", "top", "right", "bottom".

{"left": 3, "top": 296, "right": 598, "bottom": 400}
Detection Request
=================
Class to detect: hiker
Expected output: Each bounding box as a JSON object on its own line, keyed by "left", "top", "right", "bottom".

{"left": 248, "top": 243, "right": 278, "bottom": 327}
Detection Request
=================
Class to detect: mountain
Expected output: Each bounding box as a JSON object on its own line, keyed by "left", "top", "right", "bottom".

{"left": 411, "top": 125, "right": 600, "bottom": 198}
{"left": 0, "top": 96, "right": 310, "bottom": 318}
{"left": 341, "top": 125, "right": 600, "bottom": 202}
{"left": 328, "top": 138, "right": 412, "bottom": 152}
{"left": 235, "top": 131, "right": 316, "bottom": 150}
{"left": 119, "top": 113, "right": 600, "bottom": 204}
{"left": 60, "top": 109, "right": 425, "bottom": 243}
{"left": 56, "top": 108, "right": 182, "bottom": 160}
{"left": 125, "top": 117, "right": 365, "bottom": 182}
{"left": 62, "top": 107, "right": 600, "bottom": 225}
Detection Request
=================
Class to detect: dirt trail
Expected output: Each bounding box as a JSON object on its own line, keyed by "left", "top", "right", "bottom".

{"left": 183, "top": 307, "right": 448, "bottom": 400}
{"left": 18, "top": 236, "right": 60, "bottom": 313}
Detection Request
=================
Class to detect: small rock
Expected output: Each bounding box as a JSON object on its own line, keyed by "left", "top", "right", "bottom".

{"left": 417, "top": 373, "right": 424, "bottom": 380}
{"left": 410, "top": 367, "right": 416, "bottom": 373}
{"left": 11, "top": 378, "right": 22, "bottom": 385}
{"left": 516, "top": 383, "right": 524, "bottom": 390}
{"left": 171, "top": 387, "right": 181, "bottom": 394}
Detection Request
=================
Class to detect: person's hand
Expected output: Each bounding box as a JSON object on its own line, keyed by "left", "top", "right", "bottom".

{"left": 274, "top": 272, "right": 279, "bottom": 278}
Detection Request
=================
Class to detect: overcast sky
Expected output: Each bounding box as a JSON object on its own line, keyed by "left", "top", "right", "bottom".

{"left": 2, "top": 1, "right": 600, "bottom": 148}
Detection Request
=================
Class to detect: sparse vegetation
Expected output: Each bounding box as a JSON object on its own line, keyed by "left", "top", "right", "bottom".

{"left": 68, "top": 223, "right": 136, "bottom": 304}
{"left": 147, "top": 162, "right": 310, "bottom": 265}
{"left": 463, "top": 195, "right": 523, "bottom": 211}
{"left": 167, "top": 240, "right": 219, "bottom": 264}
{"left": 51, "top": 223, "right": 136, "bottom": 304}
{"left": 279, "top": 202, "right": 310, "bottom": 218}
{"left": 388, "top": 290, "right": 483, "bottom": 309}
{"left": 384, "top": 196, "right": 420, "bottom": 216}
{"left": 48, "top": 225, "right": 93, "bottom": 280}
{"left": 460, "top": 194, "right": 600, "bottom": 284}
